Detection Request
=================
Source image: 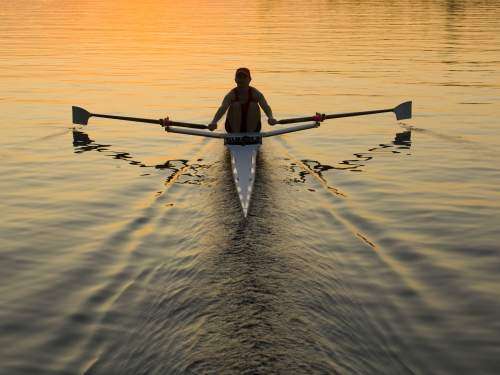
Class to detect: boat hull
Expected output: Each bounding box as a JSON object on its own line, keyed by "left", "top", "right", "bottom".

{"left": 227, "top": 144, "right": 259, "bottom": 217}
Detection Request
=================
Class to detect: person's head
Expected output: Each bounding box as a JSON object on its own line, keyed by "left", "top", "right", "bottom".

{"left": 235, "top": 67, "right": 251, "bottom": 88}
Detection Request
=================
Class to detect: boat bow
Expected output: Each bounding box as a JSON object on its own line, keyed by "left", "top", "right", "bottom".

{"left": 227, "top": 144, "right": 259, "bottom": 217}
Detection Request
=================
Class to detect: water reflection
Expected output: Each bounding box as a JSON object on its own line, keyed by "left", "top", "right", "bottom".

{"left": 289, "top": 130, "right": 411, "bottom": 191}
{"left": 72, "top": 128, "right": 210, "bottom": 185}
{"left": 314, "top": 129, "right": 410, "bottom": 172}
{"left": 182, "top": 154, "right": 335, "bottom": 373}
{"left": 72, "top": 128, "right": 180, "bottom": 170}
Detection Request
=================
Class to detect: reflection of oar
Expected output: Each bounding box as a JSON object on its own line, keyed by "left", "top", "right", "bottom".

{"left": 72, "top": 106, "right": 209, "bottom": 129}
{"left": 278, "top": 101, "right": 412, "bottom": 124}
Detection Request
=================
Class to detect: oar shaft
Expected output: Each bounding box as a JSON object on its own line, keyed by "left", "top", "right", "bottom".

{"left": 278, "top": 115, "right": 317, "bottom": 124}
{"left": 93, "top": 113, "right": 159, "bottom": 124}
{"left": 324, "top": 108, "right": 392, "bottom": 120}
{"left": 168, "top": 120, "right": 209, "bottom": 130}
{"left": 91, "top": 113, "right": 208, "bottom": 129}
{"left": 278, "top": 108, "right": 393, "bottom": 124}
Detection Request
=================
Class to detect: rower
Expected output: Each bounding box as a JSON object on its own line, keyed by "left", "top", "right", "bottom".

{"left": 208, "top": 68, "right": 277, "bottom": 132}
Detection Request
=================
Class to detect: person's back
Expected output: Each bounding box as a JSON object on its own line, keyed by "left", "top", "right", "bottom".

{"left": 209, "top": 68, "right": 277, "bottom": 132}
{"left": 225, "top": 85, "right": 261, "bottom": 133}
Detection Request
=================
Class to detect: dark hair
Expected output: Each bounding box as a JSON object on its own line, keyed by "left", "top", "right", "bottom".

{"left": 235, "top": 67, "right": 251, "bottom": 79}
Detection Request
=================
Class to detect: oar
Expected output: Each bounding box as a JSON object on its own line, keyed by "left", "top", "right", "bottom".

{"left": 277, "top": 101, "right": 412, "bottom": 124}
{"left": 72, "top": 106, "right": 209, "bottom": 130}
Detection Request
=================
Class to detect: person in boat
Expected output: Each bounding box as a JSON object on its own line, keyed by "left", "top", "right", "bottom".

{"left": 208, "top": 68, "right": 277, "bottom": 132}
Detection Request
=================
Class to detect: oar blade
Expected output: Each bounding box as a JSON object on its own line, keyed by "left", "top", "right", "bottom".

{"left": 394, "top": 101, "right": 412, "bottom": 120}
{"left": 72, "top": 106, "right": 91, "bottom": 125}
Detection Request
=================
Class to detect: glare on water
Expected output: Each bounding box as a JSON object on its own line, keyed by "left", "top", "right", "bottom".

{"left": 1, "top": 0, "right": 500, "bottom": 374}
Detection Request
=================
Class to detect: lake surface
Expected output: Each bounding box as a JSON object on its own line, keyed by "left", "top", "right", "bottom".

{"left": 1, "top": 0, "right": 500, "bottom": 374}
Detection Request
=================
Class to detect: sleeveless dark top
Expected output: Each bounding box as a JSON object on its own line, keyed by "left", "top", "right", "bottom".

{"left": 225, "top": 87, "right": 262, "bottom": 133}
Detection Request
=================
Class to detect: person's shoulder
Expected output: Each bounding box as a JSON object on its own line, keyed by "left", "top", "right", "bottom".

{"left": 250, "top": 86, "right": 264, "bottom": 98}
{"left": 224, "top": 89, "right": 237, "bottom": 100}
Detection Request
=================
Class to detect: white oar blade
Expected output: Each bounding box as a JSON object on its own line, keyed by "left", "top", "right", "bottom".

{"left": 72, "top": 106, "right": 91, "bottom": 125}
{"left": 394, "top": 101, "right": 412, "bottom": 120}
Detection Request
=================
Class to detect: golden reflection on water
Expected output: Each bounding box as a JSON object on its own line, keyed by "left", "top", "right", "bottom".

{"left": 2, "top": 0, "right": 499, "bottom": 145}
{"left": 1, "top": 0, "right": 500, "bottom": 374}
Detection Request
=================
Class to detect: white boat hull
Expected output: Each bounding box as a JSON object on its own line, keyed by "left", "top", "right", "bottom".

{"left": 166, "top": 122, "right": 320, "bottom": 217}
{"left": 227, "top": 144, "right": 259, "bottom": 217}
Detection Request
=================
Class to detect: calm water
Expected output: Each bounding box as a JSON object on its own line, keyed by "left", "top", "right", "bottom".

{"left": 1, "top": 1, "right": 500, "bottom": 374}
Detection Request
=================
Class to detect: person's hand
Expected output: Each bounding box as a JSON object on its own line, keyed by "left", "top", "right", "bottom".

{"left": 268, "top": 117, "right": 278, "bottom": 126}
{"left": 208, "top": 122, "right": 217, "bottom": 131}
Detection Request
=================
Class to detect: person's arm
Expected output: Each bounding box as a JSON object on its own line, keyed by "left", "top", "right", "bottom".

{"left": 256, "top": 90, "right": 277, "bottom": 125}
{"left": 208, "top": 93, "right": 232, "bottom": 130}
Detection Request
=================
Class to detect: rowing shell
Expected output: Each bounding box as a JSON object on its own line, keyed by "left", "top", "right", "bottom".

{"left": 227, "top": 143, "right": 259, "bottom": 217}
{"left": 73, "top": 101, "right": 412, "bottom": 218}
{"left": 165, "top": 123, "right": 320, "bottom": 217}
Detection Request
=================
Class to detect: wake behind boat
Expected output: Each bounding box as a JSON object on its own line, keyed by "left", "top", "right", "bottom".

{"left": 72, "top": 101, "right": 412, "bottom": 217}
